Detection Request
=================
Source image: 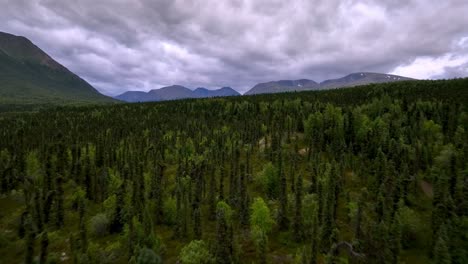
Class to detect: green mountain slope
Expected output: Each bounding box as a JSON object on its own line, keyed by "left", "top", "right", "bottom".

{"left": 0, "top": 31, "right": 115, "bottom": 105}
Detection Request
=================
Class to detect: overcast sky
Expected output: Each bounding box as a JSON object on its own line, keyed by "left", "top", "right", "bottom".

{"left": 1, "top": 0, "right": 467, "bottom": 95}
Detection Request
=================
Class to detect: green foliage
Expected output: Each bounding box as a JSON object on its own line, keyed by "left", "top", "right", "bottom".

{"left": 179, "top": 240, "right": 215, "bottom": 264}
{"left": 107, "top": 170, "right": 123, "bottom": 195}
{"left": 25, "top": 151, "right": 42, "bottom": 181}
{"left": 46, "top": 252, "right": 61, "bottom": 264}
{"left": 433, "top": 226, "right": 451, "bottom": 264}
{"left": 215, "top": 201, "right": 233, "bottom": 264}
{"left": 250, "top": 197, "right": 274, "bottom": 264}
{"left": 123, "top": 216, "right": 164, "bottom": 256}
{"left": 103, "top": 195, "right": 117, "bottom": 219}
{"left": 255, "top": 162, "right": 279, "bottom": 199}
{"left": 88, "top": 213, "right": 110, "bottom": 237}
{"left": 347, "top": 201, "right": 358, "bottom": 222}
{"left": 163, "top": 197, "right": 177, "bottom": 225}
{"left": 72, "top": 187, "right": 87, "bottom": 210}
{"left": 398, "top": 205, "right": 428, "bottom": 249}
{"left": 293, "top": 246, "right": 307, "bottom": 264}
{"left": 86, "top": 241, "right": 123, "bottom": 264}
{"left": 302, "top": 194, "right": 317, "bottom": 223}
{"left": 293, "top": 173, "right": 304, "bottom": 242}
{"left": 137, "top": 247, "right": 162, "bottom": 264}
{"left": 216, "top": 201, "right": 233, "bottom": 224}
{"left": 251, "top": 225, "right": 268, "bottom": 264}
{"left": 250, "top": 197, "right": 274, "bottom": 234}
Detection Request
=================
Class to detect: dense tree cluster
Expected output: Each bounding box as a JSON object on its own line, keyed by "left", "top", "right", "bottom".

{"left": 0, "top": 78, "right": 467, "bottom": 263}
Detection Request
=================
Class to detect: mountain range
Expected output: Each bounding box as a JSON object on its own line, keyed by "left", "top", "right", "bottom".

{"left": 116, "top": 72, "right": 414, "bottom": 102}
{"left": 115, "top": 86, "right": 240, "bottom": 102}
{"left": 244, "top": 72, "right": 414, "bottom": 95}
{"left": 0, "top": 31, "right": 114, "bottom": 105}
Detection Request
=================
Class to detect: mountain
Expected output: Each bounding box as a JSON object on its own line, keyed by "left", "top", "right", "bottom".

{"left": 115, "top": 85, "right": 193, "bottom": 102}
{"left": 319, "top": 72, "right": 414, "bottom": 89}
{"left": 148, "top": 85, "right": 194, "bottom": 101}
{"left": 244, "top": 79, "right": 319, "bottom": 95}
{"left": 117, "top": 72, "right": 414, "bottom": 101}
{"left": 113, "top": 91, "right": 149, "bottom": 103}
{"left": 193, "top": 87, "right": 240, "bottom": 97}
{"left": 0, "top": 31, "right": 114, "bottom": 105}
{"left": 115, "top": 86, "right": 240, "bottom": 102}
{"left": 244, "top": 72, "right": 414, "bottom": 95}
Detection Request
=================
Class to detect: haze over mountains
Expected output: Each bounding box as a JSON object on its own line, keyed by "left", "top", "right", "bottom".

{"left": 0, "top": 32, "right": 114, "bottom": 105}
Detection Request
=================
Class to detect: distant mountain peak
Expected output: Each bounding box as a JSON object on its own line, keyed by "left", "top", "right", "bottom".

{"left": 194, "top": 87, "right": 209, "bottom": 91}
{"left": 219, "top": 86, "right": 235, "bottom": 90}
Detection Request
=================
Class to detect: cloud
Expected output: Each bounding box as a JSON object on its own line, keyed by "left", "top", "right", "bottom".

{"left": 1, "top": 0, "right": 467, "bottom": 95}
{"left": 391, "top": 35, "right": 468, "bottom": 79}
{"left": 391, "top": 55, "right": 468, "bottom": 79}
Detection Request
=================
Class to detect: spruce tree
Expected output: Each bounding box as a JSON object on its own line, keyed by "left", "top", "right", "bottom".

{"left": 208, "top": 166, "right": 217, "bottom": 221}
{"left": 434, "top": 225, "right": 451, "bottom": 264}
{"left": 215, "top": 201, "right": 233, "bottom": 264}
{"left": 24, "top": 214, "right": 35, "bottom": 264}
{"left": 55, "top": 175, "right": 64, "bottom": 228}
{"left": 39, "top": 231, "right": 49, "bottom": 264}
{"left": 277, "top": 149, "right": 289, "bottom": 231}
{"left": 239, "top": 163, "right": 249, "bottom": 226}
{"left": 293, "top": 173, "right": 304, "bottom": 242}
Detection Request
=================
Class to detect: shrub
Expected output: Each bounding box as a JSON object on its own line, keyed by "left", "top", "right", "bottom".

{"left": 179, "top": 240, "right": 215, "bottom": 264}
{"left": 46, "top": 252, "right": 60, "bottom": 264}
{"left": 250, "top": 197, "right": 274, "bottom": 234}
{"left": 163, "top": 197, "right": 177, "bottom": 225}
{"left": 399, "top": 206, "right": 429, "bottom": 249}
{"left": 89, "top": 213, "right": 110, "bottom": 237}
{"left": 137, "top": 247, "right": 161, "bottom": 264}
{"left": 103, "top": 194, "right": 117, "bottom": 219}
{"left": 87, "top": 241, "right": 122, "bottom": 264}
{"left": 254, "top": 163, "right": 279, "bottom": 199}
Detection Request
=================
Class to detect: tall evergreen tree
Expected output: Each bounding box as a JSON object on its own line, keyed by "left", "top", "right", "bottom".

{"left": 433, "top": 225, "right": 451, "bottom": 264}
{"left": 293, "top": 173, "right": 304, "bottom": 242}
{"left": 55, "top": 174, "right": 64, "bottom": 228}
{"left": 277, "top": 149, "right": 289, "bottom": 231}
{"left": 215, "top": 201, "right": 233, "bottom": 264}
{"left": 39, "top": 231, "right": 49, "bottom": 264}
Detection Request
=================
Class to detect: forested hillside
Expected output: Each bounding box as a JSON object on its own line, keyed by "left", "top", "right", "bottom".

{"left": 0, "top": 79, "right": 467, "bottom": 264}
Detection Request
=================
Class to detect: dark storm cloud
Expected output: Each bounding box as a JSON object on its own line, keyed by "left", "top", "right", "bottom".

{"left": 1, "top": 0, "right": 467, "bottom": 95}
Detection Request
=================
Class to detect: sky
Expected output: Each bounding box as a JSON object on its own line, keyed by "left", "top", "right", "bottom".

{"left": 1, "top": 0, "right": 467, "bottom": 95}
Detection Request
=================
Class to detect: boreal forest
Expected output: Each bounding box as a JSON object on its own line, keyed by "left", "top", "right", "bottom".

{"left": 0, "top": 79, "right": 467, "bottom": 264}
